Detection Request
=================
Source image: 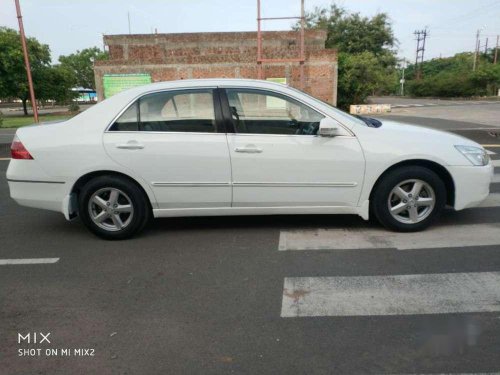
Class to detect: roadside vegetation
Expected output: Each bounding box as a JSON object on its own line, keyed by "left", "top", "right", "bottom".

{"left": 0, "top": 27, "right": 106, "bottom": 115}
{"left": 0, "top": 113, "right": 75, "bottom": 128}
{"left": 301, "top": 2, "right": 499, "bottom": 107}
{"left": 405, "top": 52, "right": 500, "bottom": 98}
{"left": 299, "top": 3, "right": 398, "bottom": 110}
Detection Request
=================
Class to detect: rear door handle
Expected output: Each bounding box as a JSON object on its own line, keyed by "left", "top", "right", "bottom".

{"left": 234, "top": 147, "right": 263, "bottom": 154}
{"left": 116, "top": 141, "right": 144, "bottom": 150}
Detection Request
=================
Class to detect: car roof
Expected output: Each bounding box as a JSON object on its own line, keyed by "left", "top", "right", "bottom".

{"left": 118, "top": 78, "right": 289, "bottom": 97}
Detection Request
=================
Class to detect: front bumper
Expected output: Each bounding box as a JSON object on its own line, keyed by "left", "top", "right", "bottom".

{"left": 448, "top": 163, "right": 494, "bottom": 210}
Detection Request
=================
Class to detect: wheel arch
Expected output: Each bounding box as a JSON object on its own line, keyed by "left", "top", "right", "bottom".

{"left": 369, "top": 159, "right": 455, "bottom": 207}
{"left": 69, "top": 170, "right": 154, "bottom": 217}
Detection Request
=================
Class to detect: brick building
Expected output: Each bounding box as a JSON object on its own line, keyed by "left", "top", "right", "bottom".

{"left": 94, "top": 30, "right": 338, "bottom": 104}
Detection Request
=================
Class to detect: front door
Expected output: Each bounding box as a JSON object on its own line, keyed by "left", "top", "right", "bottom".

{"left": 222, "top": 88, "right": 365, "bottom": 208}
{"left": 103, "top": 88, "right": 232, "bottom": 210}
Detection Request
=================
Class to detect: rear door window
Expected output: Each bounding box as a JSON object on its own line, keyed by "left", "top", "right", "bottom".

{"left": 109, "top": 89, "right": 217, "bottom": 133}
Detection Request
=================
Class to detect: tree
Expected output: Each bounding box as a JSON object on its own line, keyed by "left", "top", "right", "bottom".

{"left": 0, "top": 27, "right": 78, "bottom": 114}
{"left": 298, "top": 3, "right": 398, "bottom": 109}
{"left": 37, "top": 65, "right": 78, "bottom": 104}
{"left": 337, "top": 51, "right": 397, "bottom": 109}
{"left": 0, "top": 27, "right": 51, "bottom": 114}
{"left": 58, "top": 47, "right": 108, "bottom": 90}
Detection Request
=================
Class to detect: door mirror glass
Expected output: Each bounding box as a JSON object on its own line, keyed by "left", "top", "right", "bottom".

{"left": 318, "top": 117, "right": 343, "bottom": 137}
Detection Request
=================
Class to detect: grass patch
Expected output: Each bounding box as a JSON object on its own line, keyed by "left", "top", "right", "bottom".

{"left": 1, "top": 113, "right": 75, "bottom": 128}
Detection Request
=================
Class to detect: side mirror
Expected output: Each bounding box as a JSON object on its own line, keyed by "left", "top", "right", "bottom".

{"left": 318, "top": 117, "right": 343, "bottom": 137}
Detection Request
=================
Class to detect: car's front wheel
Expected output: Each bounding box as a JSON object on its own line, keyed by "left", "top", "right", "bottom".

{"left": 371, "top": 166, "right": 446, "bottom": 232}
{"left": 79, "top": 175, "right": 151, "bottom": 240}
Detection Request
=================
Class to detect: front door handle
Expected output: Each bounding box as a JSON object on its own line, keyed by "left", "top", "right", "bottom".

{"left": 116, "top": 141, "right": 144, "bottom": 150}
{"left": 234, "top": 147, "right": 263, "bottom": 154}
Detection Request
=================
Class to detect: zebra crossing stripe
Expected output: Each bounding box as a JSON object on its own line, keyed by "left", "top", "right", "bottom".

{"left": 281, "top": 272, "right": 500, "bottom": 317}
{"left": 0, "top": 258, "right": 60, "bottom": 265}
{"left": 479, "top": 193, "right": 500, "bottom": 207}
{"left": 491, "top": 159, "right": 500, "bottom": 167}
{"left": 278, "top": 223, "right": 500, "bottom": 251}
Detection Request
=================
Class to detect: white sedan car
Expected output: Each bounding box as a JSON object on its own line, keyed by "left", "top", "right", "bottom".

{"left": 7, "top": 79, "right": 493, "bottom": 239}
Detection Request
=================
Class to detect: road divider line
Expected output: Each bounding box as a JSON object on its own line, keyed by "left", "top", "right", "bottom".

{"left": 278, "top": 223, "right": 500, "bottom": 251}
{"left": 0, "top": 258, "right": 60, "bottom": 265}
{"left": 0, "top": 158, "right": 11, "bottom": 161}
{"left": 483, "top": 144, "right": 500, "bottom": 148}
{"left": 493, "top": 175, "right": 500, "bottom": 183}
{"left": 281, "top": 272, "right": 500, "bottom": 317}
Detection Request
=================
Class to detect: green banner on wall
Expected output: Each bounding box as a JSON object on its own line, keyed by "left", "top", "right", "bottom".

{"left": 103, "top": 74, "right": 152, "bottom": 98}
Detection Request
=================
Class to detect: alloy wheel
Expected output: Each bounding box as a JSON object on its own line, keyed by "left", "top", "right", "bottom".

{"left": 88, "top": 187, "right": 134, "bottom": 231}
{"left": 387, "top": 179, "right": 436, "bottom": 224}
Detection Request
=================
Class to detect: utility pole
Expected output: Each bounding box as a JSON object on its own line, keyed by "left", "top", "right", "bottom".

{"left": 495, "top": 35, "right": 499, "bottom": 64}
{"left": 473, "top": 29, "right": 481, "bottom": 71}
{"left": 414, "top": 29, "right": 428, "bottom": 80}
{"left": 127, "top": 12, "right": 131, "bottom": 34}
{"left": 14, "top": 0, "right": 38, "bottom": 123}
{"left": 485, "top": 37, "right": 489, "bottom": 54}
{"left": 400, "top": 60, "right": 407, "bottom": 96}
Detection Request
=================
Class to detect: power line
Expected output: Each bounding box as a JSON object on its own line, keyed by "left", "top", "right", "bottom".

{"left": 429, "top": 0, "right": 500, "bottom": 31}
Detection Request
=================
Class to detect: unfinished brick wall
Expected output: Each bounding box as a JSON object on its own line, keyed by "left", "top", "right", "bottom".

{"left": 95, "top": 31, "right": 338, "bottom": 105}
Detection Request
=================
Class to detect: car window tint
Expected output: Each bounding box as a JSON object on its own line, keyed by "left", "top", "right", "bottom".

{"left": 109, "top": 102, "right": 138, "bottom": 131}
{"left": 226, "top": 89, "right": 324, "bottom": 135}
{"left": 139, "top": 90, "right": 216, "bottom": 133}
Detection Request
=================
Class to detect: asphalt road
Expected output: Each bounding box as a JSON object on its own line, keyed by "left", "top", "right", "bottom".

{"left": 1, "top": 116, "right": 500, "bottom": 374}
{"left": 375, "top": 99, "right": 500, "bottom": 128}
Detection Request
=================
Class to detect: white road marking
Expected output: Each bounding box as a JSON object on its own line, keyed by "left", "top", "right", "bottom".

{"left": 0, "top": 258, "right": 60, "bottom": 265}
{"left": 486, "top": 149, "right": 496, "bottom": 155}
{"left": 0, "top": 158, "right": 11, "bottom": 161}
{"left": 478, "top": 193, "right": 500, "bottom": 207}
{"left": 491, "top": 159, "right": 500, "bottom": 167}
{"left": 493, "top": 174, "right": 500, "bottom": 183}
{"left": 412, "top": 104, "right": 425, "bottom": 107}
{"left": 278, "top": 223, "right": 500, "bottom": 251}
{"left": 281, "top": 272, "right": 500, "bottom": 317}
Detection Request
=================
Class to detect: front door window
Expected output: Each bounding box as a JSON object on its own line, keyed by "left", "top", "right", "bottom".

{"left": 225, "top": 89, "right": 325, "bottom": 135}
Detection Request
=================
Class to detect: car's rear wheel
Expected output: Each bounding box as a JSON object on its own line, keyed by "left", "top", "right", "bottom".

{"left": 79, "top": 175, "right": 151, "bottom": 240}
{"left": 371, "top": 166, "right": 446, "bottom": 232}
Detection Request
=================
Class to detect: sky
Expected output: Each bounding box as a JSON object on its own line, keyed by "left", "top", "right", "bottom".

{"left": 0, "top": 0, "right": 499, "bottom": 64}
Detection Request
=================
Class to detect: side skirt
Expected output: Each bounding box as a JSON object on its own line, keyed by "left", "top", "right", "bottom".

{"left": 153, "top": 204, "right": 370, "bottom": 220}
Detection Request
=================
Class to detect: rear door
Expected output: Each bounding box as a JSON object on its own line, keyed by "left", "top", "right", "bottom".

{"left": 221, "top": 87, "right": 365, "bottom": 208}
{"left": 103, "top": 88, "right": 232, "bottom": 210}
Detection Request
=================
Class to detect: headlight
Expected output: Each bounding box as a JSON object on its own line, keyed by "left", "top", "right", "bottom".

{"left": 455, "top": 145, "right": 490, "bottom": 166}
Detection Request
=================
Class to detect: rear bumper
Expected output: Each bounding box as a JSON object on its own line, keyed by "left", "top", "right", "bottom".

{"left": 7, "top": 180, "right": 68, "bottom": 213}
{"left": 448, "top": 164, "right": 494, "bottom": 210}
{"left": 6, "top": 159, "right": 69, "bottom": 216}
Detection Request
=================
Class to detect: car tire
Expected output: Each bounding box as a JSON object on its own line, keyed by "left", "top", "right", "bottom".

{"left": 371, "top": 166, "right": 446, "bottom": 232}
{"left": 78, "top": 175, "right": 151, "bottom": 240}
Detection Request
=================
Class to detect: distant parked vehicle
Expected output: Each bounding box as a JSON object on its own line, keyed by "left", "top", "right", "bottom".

{"left": 7, "top": 79, "right": 493, "bottom": 239}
